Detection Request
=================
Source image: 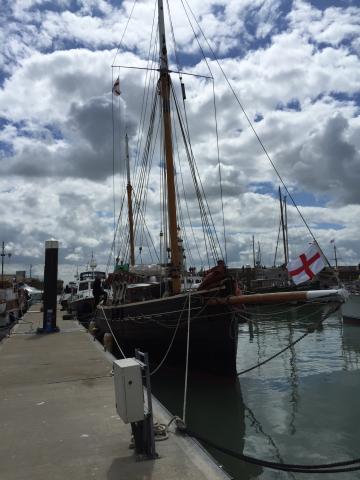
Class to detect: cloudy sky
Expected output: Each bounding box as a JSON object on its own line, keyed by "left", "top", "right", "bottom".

{"left": 0, "top": 0, "right": 359, "bottom": 283}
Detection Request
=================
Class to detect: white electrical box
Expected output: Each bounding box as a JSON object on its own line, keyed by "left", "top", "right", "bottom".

{"left": 113, "top": 358, "right": 144, "bottom": 424}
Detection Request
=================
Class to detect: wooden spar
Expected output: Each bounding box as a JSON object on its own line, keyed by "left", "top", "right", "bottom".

{"left": 125, "top": 133, "right": 135, "bottom": 266}
{"left": 207, "top": 289, "right": 346, "bottom": 305}
{"left": 158, "top": 0, "right": 181, "bottom": 294}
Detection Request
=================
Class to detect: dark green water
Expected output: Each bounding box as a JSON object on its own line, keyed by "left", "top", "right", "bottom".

{"left": 151, "top": 305, "right": 360, "bottom": 479}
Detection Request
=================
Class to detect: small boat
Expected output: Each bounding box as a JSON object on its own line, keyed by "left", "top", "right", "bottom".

{"left": 342, "top": 293, "right": 360, "bottom": 324}
{"left": 18, "top": 283, "right": 43, "bottom": 305}
{"left": 0, "top": 280, "right": 28, "bottom": 337}
{"left": 68, "top": 270, "right": 110, "bottom": 326}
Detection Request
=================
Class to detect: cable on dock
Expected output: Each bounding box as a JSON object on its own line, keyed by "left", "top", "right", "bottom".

{"left": 182, "top": 428, "right": 360, "bottom": 474}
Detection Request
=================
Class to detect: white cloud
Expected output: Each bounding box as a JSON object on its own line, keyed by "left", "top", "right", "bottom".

{"left": 289, "top": 1, "right": 360, "bottom": 47}
{"left": 0, "top": 0, "right": 360, "bottom": 280}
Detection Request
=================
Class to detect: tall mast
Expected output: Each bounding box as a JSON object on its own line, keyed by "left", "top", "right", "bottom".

{"left": 333, "top": 242, "right": 338, "bottom": 269}
{"left": 284, "top": 195, "right": 289, "bottom": 263}
{"left": 89, "top": 251, "right": 97, "bottom": 278}
{"left": 279, "top": 187, "right": 288, "bottom": 265}
{"left": 158, "top": 0, "right": 181, "bottom": 294}
{"left": 125, "top": 133, "right": 135, "bottom": 266}
{"left": 252, "top": 235, "right": 255, "bottom": 268}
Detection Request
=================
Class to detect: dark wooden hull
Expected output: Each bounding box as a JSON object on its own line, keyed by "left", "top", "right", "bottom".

{"left": 94, "top": 293, "right": 239, "bottom": 378}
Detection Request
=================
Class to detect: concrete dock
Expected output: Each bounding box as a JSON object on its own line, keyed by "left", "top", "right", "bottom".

{"left": 0, "top": 306, "right": 231, "bottom": 480}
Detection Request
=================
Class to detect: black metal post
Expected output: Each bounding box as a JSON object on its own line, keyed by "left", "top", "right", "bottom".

{"left": 1, "top": 241, "right": 4, "bottom": 283}
{"left": 39, "top": 240, "right": 59, "bottom": 333}
{"left": 1, "top": 241, "right": 12, "bottom": 284}
{"left": 132, "top": 349, "right": 157, "bottom": 460}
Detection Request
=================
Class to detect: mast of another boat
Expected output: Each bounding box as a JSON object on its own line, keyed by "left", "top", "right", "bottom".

{"left": 283, "top": 194, "right": 289, "bottom": 263}
{"left": 333, "top": 241, "right": 338, "bottom": 269}
{"left": 89, "top": 251, "right": 97, "bottom": 279}
{"left": 125, "top": 133, "right": 135, "bottom": 266}
{"left": 279, "top": 187, "right": 288, "bottom": 265}
{"left": 158, "top": 0, "right": 181, "bottom": 294}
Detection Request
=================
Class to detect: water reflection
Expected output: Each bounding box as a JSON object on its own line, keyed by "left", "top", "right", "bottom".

{"left": 151, "top": 371, "right": 261, "bottom": 479}
{"left": 342, "top": 323, "right": 360, "bottom": 371}
{"left": 238, "top": 306, "right": 360, "bottom": 479}
{"left": 150, "top": 306, "right": 360, "bottom": 479}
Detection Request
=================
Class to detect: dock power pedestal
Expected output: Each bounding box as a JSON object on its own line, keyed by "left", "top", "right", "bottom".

{"left": 113, "top": 355, "right": 157, "bottom": 460}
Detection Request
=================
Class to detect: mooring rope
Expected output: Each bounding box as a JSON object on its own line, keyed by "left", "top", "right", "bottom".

{"left": 99, "top": 305, "right": 127, "bottom": 359}
{"left": 150, "top": 295, "right": 189, "bottom": 376}
{"left": 237, "top": 303, "right": 342, "bottom": 376}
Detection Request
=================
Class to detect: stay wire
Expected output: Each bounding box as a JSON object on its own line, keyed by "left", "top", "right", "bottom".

{"left": 133, "top": 2, "right": 158, "bottom": 178}
{"left": 111, "top": 0, "right": 138, "bottom": 66}
{"left": 180, "top": 0, "right": 332, "bottom": 267}
{"left": 171, "top": 83, "right": 222, "bottom": 263}
{"left": 111, "top": 68, "right": 116, "bottom": 266}
{"left": 171, "top": 95, "right": 197, "bottom": 267}
{"left": 165, "top": 0, "right": 182, "bottom": 73}
{"left": 171, "top": 83, "right": 221, "bottom": 261}
{"left": 212, "top": 78, "right": 227, "bottom": 264}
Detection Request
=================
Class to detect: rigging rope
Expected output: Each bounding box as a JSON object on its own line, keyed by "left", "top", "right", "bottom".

{"left": 111, "top": 0, "right": 139, "bottom": 66}
{"left": 180, "top": 0, "right": 332, "bottom": 266}
{"left": 170, "top": 82, "right": 223, "bottom": 264}
{"left": 212, "top": 78, "right": 227, "bottom": 264}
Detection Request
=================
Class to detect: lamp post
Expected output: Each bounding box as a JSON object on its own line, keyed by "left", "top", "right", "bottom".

{"left": 1, "top": 241, "right": 12, "bottom": 283}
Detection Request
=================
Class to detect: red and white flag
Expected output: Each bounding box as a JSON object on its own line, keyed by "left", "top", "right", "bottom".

{"left": 287, "top": 243, "right": 325, "bottom": 285}
{"left": 112, "top": 77, "right": 121, "bottom": 96}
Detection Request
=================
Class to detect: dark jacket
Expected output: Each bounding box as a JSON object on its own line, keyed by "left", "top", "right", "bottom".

{"left": 92, "top": 277, "right": 103, "bottom": 297}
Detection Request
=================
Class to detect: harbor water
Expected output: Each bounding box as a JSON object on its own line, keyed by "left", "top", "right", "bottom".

{"left": 151, "top": 304, "right": 360, "bottom": 479}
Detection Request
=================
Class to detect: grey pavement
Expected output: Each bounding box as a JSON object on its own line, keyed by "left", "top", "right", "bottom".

{"left": 0, "top": 306, "right": 231, "bottom": 480}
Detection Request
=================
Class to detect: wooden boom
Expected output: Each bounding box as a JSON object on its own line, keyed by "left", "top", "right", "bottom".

{"left": 207, "top": 289, "right": 348, "bottom": 305}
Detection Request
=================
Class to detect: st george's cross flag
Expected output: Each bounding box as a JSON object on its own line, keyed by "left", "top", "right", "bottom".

{"left": 112, "top": 77, "right": 121, "bottom": 96}
{"left": 287, "top": 243, "right": 325, "bottom": 285}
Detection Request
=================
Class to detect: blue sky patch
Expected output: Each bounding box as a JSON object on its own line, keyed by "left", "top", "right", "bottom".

{"left": 287, "top": 190, "right": 329, "bottom": 208}
{"left": 309, "top": 0, "right": 356, "bottom": 10}
{"left": 313, "top": 222, "right": 344, "bottom": 230}
{"left": 95, "top": 210, "right": 113, "bottom": 218}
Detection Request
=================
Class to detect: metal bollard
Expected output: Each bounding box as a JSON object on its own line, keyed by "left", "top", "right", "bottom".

{"left": 103, "top": 332, "right": 113, "bottom": 353}
{"left": 88, "top": 320, "right": 96, "bottom": 336}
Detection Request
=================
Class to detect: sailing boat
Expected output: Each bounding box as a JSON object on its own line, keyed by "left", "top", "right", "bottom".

{"left": 93, "top": 0, "right": 347, "bottom": 378}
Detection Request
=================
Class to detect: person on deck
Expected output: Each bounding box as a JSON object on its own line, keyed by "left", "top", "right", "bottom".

{"left": 93, "top": 275, "right": 107, "bottom": 307}
{"left": 198, "top": 259, "right": 227, "bottom": 291}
